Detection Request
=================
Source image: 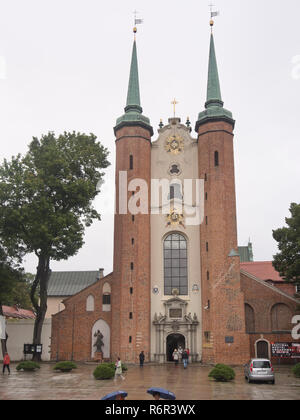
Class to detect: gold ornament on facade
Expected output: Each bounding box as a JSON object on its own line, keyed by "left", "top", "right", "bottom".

{"left": 165, "top": 135, "right": 184, "bottom": 155}
{"left": 166, "top": 208, "right": 185, "bottom": 228}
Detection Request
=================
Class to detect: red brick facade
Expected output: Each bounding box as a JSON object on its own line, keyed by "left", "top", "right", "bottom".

{"left": 241, "top": 271, "right": 300, "bottom": 364}
{"left": 51, "top": 274, "right": 113, "bottom": 361}
{"left": 50, "top": 118, "right": 300, "bottom": 365}
{"left": 197, "top": 120, "right": 250, "bottom": 364}
{"left": 111, "top": 125, "right": 152, "bottom": 363}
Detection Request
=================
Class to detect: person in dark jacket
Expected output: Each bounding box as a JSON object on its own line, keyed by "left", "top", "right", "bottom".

{"left": 139, "top": 351, "right": 145, "bottom": 367}
{"left": 182, "top": 349, "right": 189, "bottom": 369}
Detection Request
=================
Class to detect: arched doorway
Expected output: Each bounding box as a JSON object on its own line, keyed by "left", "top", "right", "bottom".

{"left": 256, "top": 340, "right": 269, "bottom": 359}
{"left": 166, "top": 333, "right": 185, "bottom": 361}
{"left": 91, "top": 319, "right": 110, "bottom": 360}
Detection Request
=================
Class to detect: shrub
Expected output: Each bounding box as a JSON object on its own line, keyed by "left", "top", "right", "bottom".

{"left": 93, "top": 363, "right": 115, "bottom": 380}
{"left": 53, "top": 361, "right": 78, "bottom": 372}
{"left": 208, "top": 364, "right": 236, "bottom": 382}
{"left": 16, "top": 361, "right": 40, "bottom": 372}
{"left": 292, "top": 363, "right": 300, "bottom": 378}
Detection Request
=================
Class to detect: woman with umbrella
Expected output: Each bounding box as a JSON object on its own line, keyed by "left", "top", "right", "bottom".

{"left": 147, "top": 387, "right": 176, "bottom": 400}
{"left": 101, "top": 391, "right": 127, "bottom": 400}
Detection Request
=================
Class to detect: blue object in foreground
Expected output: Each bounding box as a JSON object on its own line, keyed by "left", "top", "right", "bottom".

{"left": 147, "top": 387, "right": 176, "bottom": 400}
{"left": 101, "top": 391, "right": 128, "bottom": 400}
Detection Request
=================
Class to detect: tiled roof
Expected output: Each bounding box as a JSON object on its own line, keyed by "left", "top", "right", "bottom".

{"left": 47, "top": 271, "right": 100, "bottom": 297}
{"left": 2, "top": 306, "right": 35, "bottom": 319}
{"left": 240, "top": 261, "right": 283, "bottom": 282}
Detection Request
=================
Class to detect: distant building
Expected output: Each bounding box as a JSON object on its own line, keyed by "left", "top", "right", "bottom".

{"left": 238, "top": 242, "right": 254, "bottom": 263}
{"left": 46, "top": 269, "right": 104, "bottom": 318}
{"left": 1, "top": 305, "right": 35, "bottom": 320}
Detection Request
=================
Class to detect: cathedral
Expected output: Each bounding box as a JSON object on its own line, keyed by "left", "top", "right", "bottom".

{"left": 50, "top": 22, "right": 300, "bottom": 365}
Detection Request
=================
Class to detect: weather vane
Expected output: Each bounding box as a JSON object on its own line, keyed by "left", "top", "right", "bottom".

{"left": 133, "top": 10, "right": 143, "bottom": 39}
{"left": 171, "top": 98, "right": 179, "bottom": 117}
{"left": 208, "top": 3, "right": 220, "bottom": 31}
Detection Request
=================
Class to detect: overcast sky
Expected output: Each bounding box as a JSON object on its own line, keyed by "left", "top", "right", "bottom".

{"left": 0, "top": 0, "right": 299, "bottom": 275}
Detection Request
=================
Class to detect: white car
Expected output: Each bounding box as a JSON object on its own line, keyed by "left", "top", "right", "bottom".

{"left": 244, "top": 358, "right": 275, "bottom": 384}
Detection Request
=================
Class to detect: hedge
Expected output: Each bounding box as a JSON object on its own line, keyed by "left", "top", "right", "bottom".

{"left": 208, "top": 364, "right": 236, "bottom": 382}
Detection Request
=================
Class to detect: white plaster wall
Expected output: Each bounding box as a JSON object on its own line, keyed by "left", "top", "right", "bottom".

{"left": 150, "top": 119, "right": 202, "bottom": 360}
{"left": 2, "top": 319, "right": 52, "bottom": 362}
{"left": 45, "top": 297, "right": 66, "bottom": 319}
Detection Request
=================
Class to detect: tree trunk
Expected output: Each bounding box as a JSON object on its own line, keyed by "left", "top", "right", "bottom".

{"left": 31, "top": 255, "right": 51, "bottom": 362}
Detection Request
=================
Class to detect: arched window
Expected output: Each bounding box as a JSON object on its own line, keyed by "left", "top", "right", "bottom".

{"left": 102, "top": 282, "right": 111, "bottom": 312}
{"left": 86, "top": 295, "right": 95, "bottom": 312}
{"left": 245, "top": 304, "right": 255, "bottom": 333}
{"left": 271, "top": 303, "right": 292, "bottom": 331}
{"left": 164, "top": 233, "right": 188, "bottom": 296}
{"left": 214, "top": 151, "right": 219, "bottom": 167}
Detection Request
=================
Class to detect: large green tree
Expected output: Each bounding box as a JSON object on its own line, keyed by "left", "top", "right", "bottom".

{"left": 0, "top": 132, "right": 109, "bottom": 360}
{"left": 273, "top": 203, "right": 300, "bottom": 285}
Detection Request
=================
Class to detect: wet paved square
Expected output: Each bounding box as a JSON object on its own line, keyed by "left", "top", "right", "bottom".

{"left": 0, "top": 363, "right": 299, "bottom": 400}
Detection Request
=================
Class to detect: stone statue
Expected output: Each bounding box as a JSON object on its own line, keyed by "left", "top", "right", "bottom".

{"left": 94, "top": 330, "right": 104, "bottom": 353}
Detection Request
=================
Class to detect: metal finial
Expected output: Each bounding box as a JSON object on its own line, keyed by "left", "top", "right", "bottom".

{"left": 171, "top": 98, "right": 179, "bottom": 117}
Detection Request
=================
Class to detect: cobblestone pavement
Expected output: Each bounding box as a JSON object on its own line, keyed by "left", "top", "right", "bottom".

{"left": 0, "top": 363, "right": 299, "bottom": 400}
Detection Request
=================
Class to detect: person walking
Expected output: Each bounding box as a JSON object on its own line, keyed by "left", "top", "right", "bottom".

{"left": 186, "top": 348, "right": 190, "bottom": 365}
{"left": 178, "top": 346, "right": 183, "bottom": 363}
{"left": 172, "top": 349, "right": 179, "bottom": 366}
{"left": 182, "top": 349, "right": 188, "bottom": 369}
{"left": 2, "top": 352, "right": 10, "bottom": 375}
{"left": 139, "top": 351, "right": 145, "bottom": 367}
{"left": 114, "top": 357, "right": 125, "bottom": 381}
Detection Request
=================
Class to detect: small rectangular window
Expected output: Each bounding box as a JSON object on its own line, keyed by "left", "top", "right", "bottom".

{"left": 129, "top": 312, "right": 133, "bottom": 319}
{"left": 129, "top": 336, "right": 132, "bottom": 343}
{"left": 130, "top": 287, "right": 133, "bottom": 294}
{"left": 130, "top": 262, "right": 134, "bottom": 270}
{"left": 103, "top": 294, "right": 111, "bottom": 305}
{"left": 130, "top": 155, "right": 133, "bottom": 170}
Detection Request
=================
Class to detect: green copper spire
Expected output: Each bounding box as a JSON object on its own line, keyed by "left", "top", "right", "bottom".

{"left": 195, "top": 32, "right": 234, "bottom": 131}
{"left": 206, "top": 34, "right": 223, "bottom": 108}
{"left": 125, "top": 40, "right": 142, "bottom": 113}
{"left": 114, "top": 37, "right": 153, "bottom": 136}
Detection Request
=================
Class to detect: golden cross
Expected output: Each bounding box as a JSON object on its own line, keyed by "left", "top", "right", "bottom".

{"left": 171, "top": 98, "right": 178, "bottom": 117}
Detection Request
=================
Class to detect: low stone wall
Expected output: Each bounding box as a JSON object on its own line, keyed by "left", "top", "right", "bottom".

{"left": 1, "top": 319, "right": 51, "bottom": 362}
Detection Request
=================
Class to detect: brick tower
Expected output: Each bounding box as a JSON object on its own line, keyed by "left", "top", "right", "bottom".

{"left": 111, "top": 30, "right": 153, "bottom": 363}
{"left": 195, "top": 23, "right": 250, "bottom": 364}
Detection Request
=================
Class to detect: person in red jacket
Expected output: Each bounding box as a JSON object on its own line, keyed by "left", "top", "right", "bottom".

{"left": 2, "top": 352, "right": 10, "bottom": 375}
